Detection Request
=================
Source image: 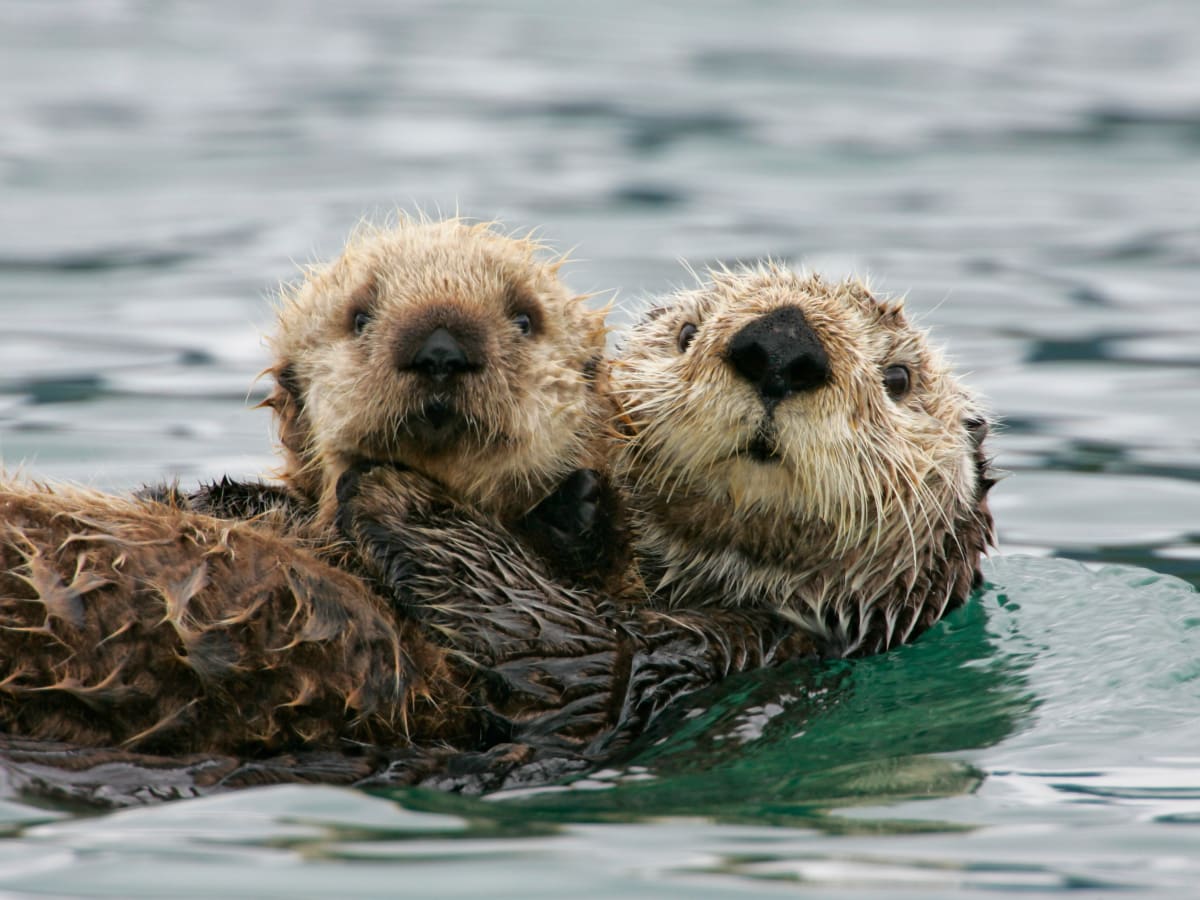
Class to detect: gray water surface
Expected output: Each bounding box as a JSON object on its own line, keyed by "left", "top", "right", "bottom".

{"left": 1, "top": 1, "right": 1199, "bottom": 896}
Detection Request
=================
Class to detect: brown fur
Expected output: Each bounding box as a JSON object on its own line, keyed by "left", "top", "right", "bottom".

{"left": 614, "top": 264, "right": 996, "bottom": 656}
{"left": 0, "top": 481, "right": 474, "bottom": 755}
{"left": 0, "top": 248, "right": 993, "bottom": 784}
{"left": 0, "top": 477, "right": 816, "bottom": 774}
{"left": 0, "top": 215, "right": 649, "bottom": 766}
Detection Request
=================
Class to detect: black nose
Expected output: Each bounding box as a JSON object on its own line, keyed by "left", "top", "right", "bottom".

{"left": 726, "top": 306, "right": 830, "bottom": 403}
{"left": 407, "top": 327, "right": 474, "bottom": 382}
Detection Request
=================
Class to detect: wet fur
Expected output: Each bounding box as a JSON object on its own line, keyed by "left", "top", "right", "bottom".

{"left": 614, "top": 265, "right": 996, "bottom": 656}
{"left": 0, "top": 481, "right": 469, "bottom": 755}
{"left": 0, "top": 477, "right": 815, "bottom": 778}
{"left": 0, "top": 250, "right": 993, "bottom": 789}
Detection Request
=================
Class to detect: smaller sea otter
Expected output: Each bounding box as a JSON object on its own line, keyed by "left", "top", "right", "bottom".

{"left": 613, "top": 264, "right": 995, "bottom": 657}
{"left": 179, "top": 215, "right": 627, "bottom": 590}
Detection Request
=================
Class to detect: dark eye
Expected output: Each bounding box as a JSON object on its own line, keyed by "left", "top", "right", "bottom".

{"left": 513, "top": 313, "right": 533, "bottom": 337}
{"left": 353, "top": 311, "right": 371, "bottom": 335}
{"left": 677, "top": 322, "right": 698, "bottom": 352}
{"left": 883, "top": 364, "right": 910, "bottom": 399}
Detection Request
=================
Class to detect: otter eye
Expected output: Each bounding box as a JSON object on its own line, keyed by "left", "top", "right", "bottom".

{"left": 677, "top": 322, "right": 698, "bottom": 352}
{"left": 884, "top": 364, "right": 911, "bottom": 399}
{"left": 513, "top": 312, "right": 533, "bottom": 337}
{"left": 353, "top": 311, "right": 371, "bottom": 335}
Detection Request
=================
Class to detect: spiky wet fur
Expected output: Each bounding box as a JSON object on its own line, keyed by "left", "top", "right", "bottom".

{"left": 263, "top": 216, "right": 613, "bottom": 526}
{"left": 0, "top": 480, "right": 466, "bottom": 755}
{"left": 614, "top": 264, "right": 996, "bottom": 657}
{"left": 0, "top": 476, "right": 816, "bottom": 787}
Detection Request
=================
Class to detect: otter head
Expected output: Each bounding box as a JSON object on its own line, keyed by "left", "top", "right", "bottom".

{"left": 264, "top": 218, "right": 609, "bottom": 522}
{"left": 614, "top": 264, "right": 995, "bottom": 656}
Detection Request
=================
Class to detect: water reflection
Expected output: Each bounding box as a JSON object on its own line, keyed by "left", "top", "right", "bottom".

{"left": 388, "top": 593, "right": 1034, "bottom": 833}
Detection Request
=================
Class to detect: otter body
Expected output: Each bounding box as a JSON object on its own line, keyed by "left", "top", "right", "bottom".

{"left": 0, "top": 482, "right": 438, "bottom": 754}
{"left": 1, "top": 214, "right": 648, "bottom": 762}
{"left": 0, "top": 480, "right": 811, "bottom": 778}
{"left": 613, "top": 265, "right": 995, "bottom": 656}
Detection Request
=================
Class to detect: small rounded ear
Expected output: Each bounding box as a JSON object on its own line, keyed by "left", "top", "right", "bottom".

{"left": 964, "top": 414, "right": 990, "bottom": 448}
{"left": 261, "top": 362, "right": 318, "bottom": 497}
{"left": 842, "top": 280, "right": 908, "bottom": 327}
{"left": 967, "top": 412, "right": 998, "bottom": 556}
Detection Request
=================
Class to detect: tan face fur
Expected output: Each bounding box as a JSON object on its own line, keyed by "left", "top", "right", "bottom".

{"left": 614, "top": 264, "right": 994, "bottom": 656}
{"left": 265, "top": 218, "right": 609, "bottom": 522}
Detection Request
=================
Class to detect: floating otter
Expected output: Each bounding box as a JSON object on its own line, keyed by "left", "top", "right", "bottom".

{"left": 0, "top": 214, "right": 645, "bottom": 759}
{"left": 0, "top": 479, "right": 810, "bottom": 772}
{"left": 612, "top": 264, "right": 996, "bottom": 657}
{"left": 0, "top": 256, "right": 993, "bottom": 794}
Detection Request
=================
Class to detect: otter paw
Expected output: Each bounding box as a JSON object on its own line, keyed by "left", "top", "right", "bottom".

{"left": 334, "top": 460, "right": 384, "bottom": 512}
{"left": 334, "top": 461, "right": 410, "bottom": 539}
{"left": 526, "top": 468, "right": 602, "bottom": 544}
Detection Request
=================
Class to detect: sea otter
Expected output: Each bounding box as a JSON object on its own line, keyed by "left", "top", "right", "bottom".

{"left": 0, "top": 479, "right": 809, "bottom": 770}
{"left": 168, "top": 215, "right": 628, "bottom": 591}
{"left": 0, "top": 258, "right": 993, "bottom": 794}
{"left": 612, "top": 264, "right": 996, "bottom": 657}
{"left": 0, "top": 214, "right": 644, "bottom": 758}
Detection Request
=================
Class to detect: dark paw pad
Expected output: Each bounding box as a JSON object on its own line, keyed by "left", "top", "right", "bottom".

{"left": 335, "top": 460, "right": 378, "bottom": 509}
{"left": 334, "top": 461, "right": 384, "bottom": 537}
{"left": 530, "top": 468, "right": 601, "bottom": 541}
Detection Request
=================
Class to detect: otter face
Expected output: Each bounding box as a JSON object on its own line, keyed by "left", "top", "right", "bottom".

{"left": 267, "top": 218, "right": 608, "bottom": 519}
{"left": 615, "top": 265, "right": 994, "bottom": 654}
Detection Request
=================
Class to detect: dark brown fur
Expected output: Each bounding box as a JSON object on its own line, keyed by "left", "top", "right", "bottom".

{"left": 0, "top": 479, "right": 815, "bottom": 780}
{"left": 0, "top": 482, "right": 471, "bottom": 754}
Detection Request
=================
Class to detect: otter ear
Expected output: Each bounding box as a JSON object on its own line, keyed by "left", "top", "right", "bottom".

{"left": 964, "top": 414, "right": 990, "bottom": 448}
{"left": 966, "top": 413, "right": 998, "bottom": 565}
{"left": 261, "top": 363, "right": 310, "bottom": 463}
{"left": 843, "top": 280, "right": 907, "bottom": 324}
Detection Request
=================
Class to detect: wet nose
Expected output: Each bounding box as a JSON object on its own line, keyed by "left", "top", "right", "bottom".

{"left": 406, "top": 327, "right": 475, "bottom": 382}
{"left": 726, "top": 306, "right": 830, "bottom": 403}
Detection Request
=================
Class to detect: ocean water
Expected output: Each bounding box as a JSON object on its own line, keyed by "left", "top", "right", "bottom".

{"left": 1, "top": 0, "right": 1199, "bottom": 896}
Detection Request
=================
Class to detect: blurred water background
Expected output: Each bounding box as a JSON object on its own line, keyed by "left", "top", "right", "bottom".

{"left": 1, "top": 0, "right": 1198, "bottom": 896}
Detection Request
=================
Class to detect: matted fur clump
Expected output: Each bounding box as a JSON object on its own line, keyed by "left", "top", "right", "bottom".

{"left": 0, "top": 481, "right": 463, "bottom": 755}
{"left": 614, "top": 264, "right": 996, "bottom": 656}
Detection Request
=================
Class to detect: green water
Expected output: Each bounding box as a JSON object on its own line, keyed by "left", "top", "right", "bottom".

{"left": 0, "top": 559, "right": 1196, "bottom": 896}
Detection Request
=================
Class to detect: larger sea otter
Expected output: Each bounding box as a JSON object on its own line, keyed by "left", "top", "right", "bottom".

{"left": 613, "top": 264, "right": 995, "bottom": 656}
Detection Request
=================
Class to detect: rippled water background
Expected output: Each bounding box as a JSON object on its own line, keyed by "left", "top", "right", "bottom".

{"left": 1, "top": 1, "right": 1198, "bottom": 895}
